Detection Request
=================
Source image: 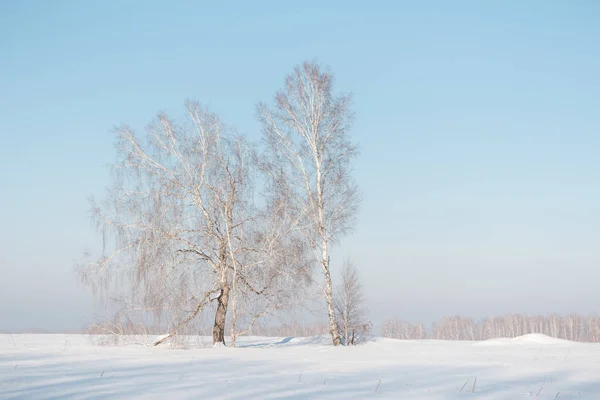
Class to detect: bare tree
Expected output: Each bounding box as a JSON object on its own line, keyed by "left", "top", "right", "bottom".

{"left": 78, "top": 101, "right": 307, "bottom": 347}
{"left": 334, "top": 259, "right": 370, "bottom": 345}
{"left": 258, "top": 61, "right": 360, "bottom": 346}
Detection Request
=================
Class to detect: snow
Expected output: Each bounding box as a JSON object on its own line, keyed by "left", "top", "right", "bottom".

{"left": 2, "top": 334, "right": 600, "bottom": 399}
{"left": 476, "top": 333, "right": 573, "bottom": 346}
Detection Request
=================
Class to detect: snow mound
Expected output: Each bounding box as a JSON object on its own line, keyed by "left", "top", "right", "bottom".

{"left": 477, "top": 333, "right": 571, "bottom": 346}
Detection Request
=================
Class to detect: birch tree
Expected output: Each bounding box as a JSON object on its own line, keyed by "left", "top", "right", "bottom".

{"left": 78, "top": 100, "right": 306, "bottom": 346}
{"left": 258, "top": 61, "right": 360, "bottom": 346}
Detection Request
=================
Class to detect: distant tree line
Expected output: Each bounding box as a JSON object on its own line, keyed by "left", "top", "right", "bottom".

{"left": 381, "top": 313, "right": 600, "bottom": 343}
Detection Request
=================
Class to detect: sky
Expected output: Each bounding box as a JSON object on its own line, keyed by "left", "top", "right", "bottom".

{"left": 1, "top": 0, "right": 599, "bottom": 332}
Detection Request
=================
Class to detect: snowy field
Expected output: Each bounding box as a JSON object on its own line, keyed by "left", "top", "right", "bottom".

{"left": 1, "top": 334, "right": 600, "bottom": 399}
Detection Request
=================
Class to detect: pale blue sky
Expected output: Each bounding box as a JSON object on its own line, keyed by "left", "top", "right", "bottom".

{"left": 1, "top": 1, "right": 599, "bottom": 332}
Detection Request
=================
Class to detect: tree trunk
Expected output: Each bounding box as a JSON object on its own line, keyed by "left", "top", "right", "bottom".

{"left": 230, "top": 290, "right": 238, "bottom": 348}
{"left": 153, "top": 289, "right": 215, "bottom": 347}
{"left": 322, "top": 256, "right": 341, "bottom": 346}
{"left": 212, "top": 285, "right": 230, "bottom": 346}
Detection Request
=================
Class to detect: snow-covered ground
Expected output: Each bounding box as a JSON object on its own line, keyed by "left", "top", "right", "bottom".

{"left": 1, "top": 333, "right": 600, "bottom": 399}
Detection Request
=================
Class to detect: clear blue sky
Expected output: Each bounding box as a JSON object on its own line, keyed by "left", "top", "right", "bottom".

{"left": 1, "top": 0, "right": 599, "bottom": 332}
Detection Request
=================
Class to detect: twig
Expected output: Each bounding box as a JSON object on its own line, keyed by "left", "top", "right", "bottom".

{"left": 375, "top": 378, "right": 381, "bottom": 392}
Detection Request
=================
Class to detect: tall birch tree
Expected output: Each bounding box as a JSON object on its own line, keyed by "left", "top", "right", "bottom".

{"left": 257, "top": 61, "right": 360, "bottom": 346}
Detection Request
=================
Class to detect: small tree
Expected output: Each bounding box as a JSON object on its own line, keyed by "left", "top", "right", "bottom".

{"left": 334, "top": 259, "right": 370, "bottom": 345}
{"left": 258, "top": 61, "right": 360, "bottom": 346}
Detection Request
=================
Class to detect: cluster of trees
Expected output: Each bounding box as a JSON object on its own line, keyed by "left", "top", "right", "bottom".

{"left": 78, "top": 61, "right": 366, "bottom": 347}
{"left": 381, "top": 318, "right": 427, "bottom": 340}
{"left": 381, "top": 313, "right": 600, "bottom": 343}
